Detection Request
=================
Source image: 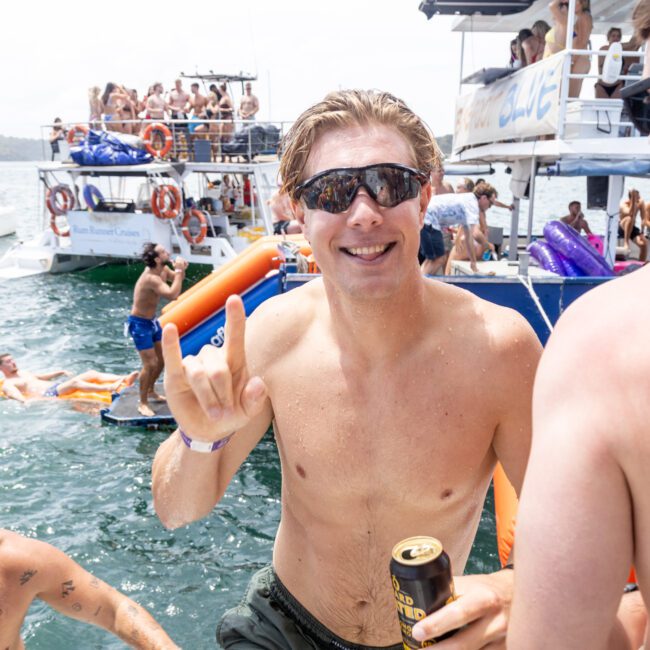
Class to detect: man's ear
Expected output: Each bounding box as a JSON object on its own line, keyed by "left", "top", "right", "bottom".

{"left": 291, "top": 198, "right": 307, "bottom": 232}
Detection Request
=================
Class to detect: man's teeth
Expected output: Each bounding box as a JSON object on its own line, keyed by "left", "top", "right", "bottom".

{"left": 347, "top": 244, "right": 388, "bottom": 256}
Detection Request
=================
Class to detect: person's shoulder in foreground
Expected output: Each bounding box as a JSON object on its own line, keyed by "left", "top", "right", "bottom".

{"left": 509, "top": 266, "right": 650, "bottom": 650}
{"left": 0, "top": 528, "right": 180, "bottom": 649}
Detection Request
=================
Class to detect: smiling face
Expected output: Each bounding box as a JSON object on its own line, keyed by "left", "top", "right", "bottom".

{"left": 293, "top": 123, "right": 430, "bottom": 301}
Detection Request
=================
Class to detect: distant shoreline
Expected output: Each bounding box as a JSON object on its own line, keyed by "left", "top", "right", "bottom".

{"left": 0, "top": 135, "right": 47, "bottom": 161}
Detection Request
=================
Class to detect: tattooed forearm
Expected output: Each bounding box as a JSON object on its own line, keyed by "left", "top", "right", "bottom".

{"left": 72, "top": 602, "right": 82, "bottom": 612}
{"left": 61, "top": 579, "right": 75, "bottom": 597}
{"left": 19, "top": 569, "right": 37, "bottom": 585}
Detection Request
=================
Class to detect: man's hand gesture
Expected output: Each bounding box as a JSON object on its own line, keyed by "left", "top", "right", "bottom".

{"left": 161, "top": 295, "right": 268, "bottom": 443}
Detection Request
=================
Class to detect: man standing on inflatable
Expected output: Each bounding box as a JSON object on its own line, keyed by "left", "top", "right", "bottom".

{"left": 152, "top": 90, "right": 542, "bottom": 648}
{"left": 127, "top": 243, "right": 188, "bottom": 417}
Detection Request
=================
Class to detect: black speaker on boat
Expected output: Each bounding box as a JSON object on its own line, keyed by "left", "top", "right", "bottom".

{"left": 419, "top": 0, "right": 534, "bottom": 18}
{"left": 587, "top": 176, "right": 608, "bottom": 210}
{"left": 621, "top": 72, "right": 650, "bottom": 137}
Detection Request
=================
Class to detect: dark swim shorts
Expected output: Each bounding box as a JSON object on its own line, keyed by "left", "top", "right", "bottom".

{"left": 217, "top": 566, "right": 402, "bottom": 650}
{"left": 419, "top": 224, "right": 445, "bottom": 260}
{"left": 43, "top": 381, "right": 63, "bottom": 398}
{"left": 126, "top": 315, "right": 162, "bottom": 351}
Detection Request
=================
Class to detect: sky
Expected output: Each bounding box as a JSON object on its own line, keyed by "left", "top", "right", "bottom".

{"left": 1, "top": 0, "right": 611, "bottom": 141}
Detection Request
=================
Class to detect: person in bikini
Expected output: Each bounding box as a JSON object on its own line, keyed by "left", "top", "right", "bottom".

{"left": 545, "top": 0, "right": 593, "bottom": 97}
{"left": 595, "top": 27, "right": 624, "bottom": 99}
{"left": 0, "top": 528, "right": 179, "bottom": 649}
{"left": 0, "top": 353, "right": 137, "bottom": 403}
{"left": 127, "top": 243, "right": 188, "bottom": 417}
{"left": 152, "top": 89, "right": 542, "bottom": 649}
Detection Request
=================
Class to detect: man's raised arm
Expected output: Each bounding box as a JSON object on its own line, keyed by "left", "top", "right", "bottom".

{"left": 152, "top": 296, "right": 272, "bottom": 529}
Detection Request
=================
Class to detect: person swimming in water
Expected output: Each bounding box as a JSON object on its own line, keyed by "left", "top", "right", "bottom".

{"left": 0, "top": 353, "right": 138, "bottom": 403}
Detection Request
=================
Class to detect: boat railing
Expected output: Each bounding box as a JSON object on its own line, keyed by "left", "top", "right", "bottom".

{"left": 555, "top": 47, "right": 645, "bottom": 139}
{"left": 41, "top": 118, "right": 293, "bottom": 164}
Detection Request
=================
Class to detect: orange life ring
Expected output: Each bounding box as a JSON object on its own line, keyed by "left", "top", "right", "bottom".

{"left": 181, "top": 209, "right": 208, "bottom": 245}
{"left": 142, "top": 122, "right": 173, "bottom": 158}
{"left": 46, "top": 185, "right": 74, "bottom": 237}
{"left": 152, "top": 184, "right": 182, "bottom": 219}
{"left": 46, "top": 185, "right": 75, "bottom": 216}
{"left": 67, "top": 124, "right": 89, "bottom": 145}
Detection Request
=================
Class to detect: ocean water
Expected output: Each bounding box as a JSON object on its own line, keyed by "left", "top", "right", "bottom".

{"left": 0, "top": 159, "right": 647, "bottom": 649}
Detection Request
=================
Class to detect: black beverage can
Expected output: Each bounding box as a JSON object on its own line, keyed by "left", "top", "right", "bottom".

{"left": 390, "top": 536, "right": 457, "bottom": 648}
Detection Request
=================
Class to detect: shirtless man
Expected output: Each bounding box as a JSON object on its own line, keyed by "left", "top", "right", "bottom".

{"left": 152, "top": 89, "right": 541, "bottom": 649}
{"left": 560, "top": 200, "right": 592, "bottom": 234}
{"left": 167, "top": 79, "right": 189, "bottom": 124}
{"left": 619, "top": 189, "right": 648, "bottom": 260}
{"left": 127, "top": 243, "right": 188, "bottom": 417}
{"left": 238, "top": 82, "right": 259, "bottom": 121}
{"left": 145, "top": 83, "right": 167, "bottom": 122}
{"left": 0, "top": 353, "right": 137, "bottom": 403}
{"left": 509, "top": 265, "right": 650, "bottom": 650}
{"left": 445, "top": 182, "right": 498, "bottom": 274}
{"left": 188, "top": 82, "right": 208, "bottom": 118}
{"left": 0, "top": 528, "right": 179, "bottom": 649}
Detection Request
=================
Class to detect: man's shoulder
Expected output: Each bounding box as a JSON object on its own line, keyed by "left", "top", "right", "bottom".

{"left": 246, "top": 281, "right": 322, "bottom": 354}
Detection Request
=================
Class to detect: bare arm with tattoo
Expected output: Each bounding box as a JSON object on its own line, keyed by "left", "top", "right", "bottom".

{"left": 0, "top": 529, "right": 179, "bottom": 650}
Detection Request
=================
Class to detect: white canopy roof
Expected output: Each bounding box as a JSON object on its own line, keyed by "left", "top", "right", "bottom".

{"left": 451, "top": 0, "right": 636, "bottom": 35}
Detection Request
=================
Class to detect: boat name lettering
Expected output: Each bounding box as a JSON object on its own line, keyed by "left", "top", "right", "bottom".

{"left": 499, "top": 68, "right": 558, "bottom": 128}
{"left": 210, "top": 326, "right": 225, "bottom": 348}
{"left": 71, "top": 225, "right": 142, "bottom": 238}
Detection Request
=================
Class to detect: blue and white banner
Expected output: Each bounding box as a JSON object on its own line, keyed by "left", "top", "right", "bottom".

{"left": 454, "top": 53, "right": 564, "bottom": 152}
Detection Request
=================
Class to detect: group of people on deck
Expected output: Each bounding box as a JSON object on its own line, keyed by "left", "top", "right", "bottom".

{"left": 508, "top": 0, "right": 646, "bottom": 100}
{"left": 89, "top": 78, "right": 259, "bottom": 137}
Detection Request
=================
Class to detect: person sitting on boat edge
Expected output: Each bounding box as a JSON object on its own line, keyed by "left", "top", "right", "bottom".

{"left": 152, "top": 88, "right": 542, "bottom": 649}
{"left": 445, "top": 181, "right": 499, "bottom": 274}
{"left": 619, "top": 189, "right": 648, "bottom": 261}
{"left": 508, "top": 264, "right": 650, "bottom": 650}
{"left": 0, "top": 528, "right": 180, "bottom": 649}
{"left": 128, "top": 243, "right": 188, "bottom": 418}
{"left": 0, "top": 353, "right": 138, "bottom": 403}
{"left": 561, "top": 200, "right": 592, "bottom": 235}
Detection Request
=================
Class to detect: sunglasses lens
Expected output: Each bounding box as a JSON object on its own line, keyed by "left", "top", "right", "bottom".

{"left": 299, "top": 165, "right": 423, "bottom": 214}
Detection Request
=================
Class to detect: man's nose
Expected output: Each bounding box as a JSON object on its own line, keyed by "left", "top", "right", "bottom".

{"left": 347, "top": 188, "right": 383, "bottom": 228}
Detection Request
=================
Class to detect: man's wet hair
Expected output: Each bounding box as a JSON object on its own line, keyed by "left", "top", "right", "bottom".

{"left": 279, "top": 89, "right": 442, "bottom": 199}
{"left": 142, "top": 242, "right": 159, "bottom": 268}
{"left": 0, "top": 354, "right": 11, "bottom": 364}
{"left": 568, "top": 200, "right": 581, "bottom": 209}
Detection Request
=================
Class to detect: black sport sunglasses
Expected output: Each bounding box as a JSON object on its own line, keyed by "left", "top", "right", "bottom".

{"left": 294, "top": 163, "right": 429, "bottom": 214}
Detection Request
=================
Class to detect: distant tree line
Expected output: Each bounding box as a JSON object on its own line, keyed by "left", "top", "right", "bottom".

{"left": 0, "top": 136, "right": 47, "bottom": 161}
